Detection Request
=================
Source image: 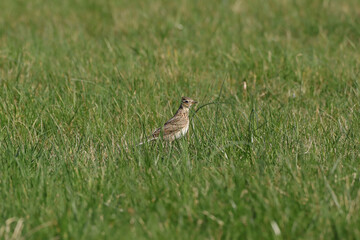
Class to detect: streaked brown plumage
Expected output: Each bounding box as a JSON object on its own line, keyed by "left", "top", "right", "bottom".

{"left": 141, "top": 97, "right": 197, "bottom": 144}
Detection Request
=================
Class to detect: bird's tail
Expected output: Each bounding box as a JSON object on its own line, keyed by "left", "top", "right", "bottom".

{"left": 118, "top": 137, "right": 157, "bottom": 152}
{"left": 137, "top": 137, "right": 157, "bottom": 146}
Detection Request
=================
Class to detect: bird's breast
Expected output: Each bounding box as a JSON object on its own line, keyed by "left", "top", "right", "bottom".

{"left": 181, "top": 122, "right": 189, "bottom": 135}
{"left": 174, "top": 122, "right": 189, "bottom": 139}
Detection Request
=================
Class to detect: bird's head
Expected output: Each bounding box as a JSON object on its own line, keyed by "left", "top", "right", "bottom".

{"left": 181, "top": 96, "right": 197, "bottom": 109}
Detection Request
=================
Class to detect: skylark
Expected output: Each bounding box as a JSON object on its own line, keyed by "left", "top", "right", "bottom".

{"left": 141, "top": 97, "right": 197, "bottom": 144}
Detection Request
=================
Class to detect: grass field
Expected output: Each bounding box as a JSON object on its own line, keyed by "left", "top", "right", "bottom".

{"left": 1, "top": 0, "right": 360, "bottom": 239}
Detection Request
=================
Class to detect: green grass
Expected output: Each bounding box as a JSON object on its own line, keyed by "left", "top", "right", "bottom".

{"left": 1, "top": 0, "right": 360, "bottom": 239}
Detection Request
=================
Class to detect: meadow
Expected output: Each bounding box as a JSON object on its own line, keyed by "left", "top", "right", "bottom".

{"left": 0, "top": 0, "right": 359, "bottom": 239}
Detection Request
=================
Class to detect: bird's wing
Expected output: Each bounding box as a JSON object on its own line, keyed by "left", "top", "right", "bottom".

{"left": 151, "top": 115, "right": 187, "bottom": 138}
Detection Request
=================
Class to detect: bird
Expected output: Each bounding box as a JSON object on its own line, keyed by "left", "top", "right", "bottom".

{"left": 140, "top": 96, "right": 197, "bottom": 144}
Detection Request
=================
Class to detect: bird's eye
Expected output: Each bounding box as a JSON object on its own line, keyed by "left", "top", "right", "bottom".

{"left": 184, "top": 100, "right": 189, "bottom": 103}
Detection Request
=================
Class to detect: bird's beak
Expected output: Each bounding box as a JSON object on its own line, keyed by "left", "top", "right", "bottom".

{"left": 193, "top": 100, "right": 198, "bottom": 104}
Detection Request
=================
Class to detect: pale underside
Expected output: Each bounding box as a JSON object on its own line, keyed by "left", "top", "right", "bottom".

{"left": 170, "top": 122, "right": 189, "bottom": 141}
